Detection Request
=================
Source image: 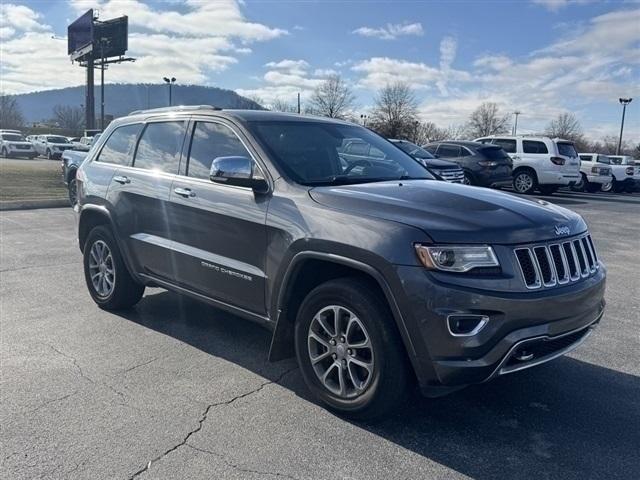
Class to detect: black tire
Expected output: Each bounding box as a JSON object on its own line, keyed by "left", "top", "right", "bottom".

{"left": 612, "top": 181, "right": 626, "bottom": 193}
{"left": 512, "top": 170, "right": 537, "bottom": 194}
{"left": 601, "top": 180, "right": 613, "bottom": 193}
{"left": 46, "top": 149, "right": 53, "bottom": 160}
{"left": 83, "top": 225, "right": 144, "bottom": 310}
{"left": 462, "top": 171, "right": 474, "bottom": 186}
{"left": 571, "top": 174, "right": 586, "bottom": 192}
{"left": 294, "top": 277, "right": 409, "bottom": 420}
{"left": 538, "top": 185, "right": 558, "bottom": 195}
{"left": 68, "top": 176, "right": 78, "bottom": 206}
{"left": 585, "top": 182, "right": 601, "bottom": 193}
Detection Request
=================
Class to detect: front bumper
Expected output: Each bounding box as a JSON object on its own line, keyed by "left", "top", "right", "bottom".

{"left": 7, "top": 149, "right": 36, "bottom": 157}
{"left": 586, "top": 174, "right": 612, "bottom": 185}
{"left": 393, "top": 264, "right": 606, "bottom": 392}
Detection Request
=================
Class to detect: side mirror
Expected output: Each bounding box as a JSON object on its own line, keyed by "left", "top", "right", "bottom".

{"left": 209, "top": 156, "right": 269, "bottom": 192}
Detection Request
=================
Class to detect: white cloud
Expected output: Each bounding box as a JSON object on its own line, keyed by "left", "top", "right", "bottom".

{"left": 352, "top": 22, "right": 423, "bottom": 40}
{"left": 0, "top": 0, "right": 286, "bottom": 94}
{"left": 532, "top": 0, "right": 595, "bottom": 12}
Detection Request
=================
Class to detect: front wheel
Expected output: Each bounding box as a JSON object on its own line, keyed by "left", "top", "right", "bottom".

{"left": 601, "top": 181, "right": 613, "bottom": 192}
{"left": 83, "top": 225, "right": 144, "bottom": 310}
{"left": 513, "top": 171, "right": 537, "bottom": 194}
{"left": 46, "top": 149, "right": 53, "bottom": 160}
{"left": 295, "top": 278, "right": 409, "bottom": 420}
{"left": 68, "top": 177, "right": 78, "bottom": 206}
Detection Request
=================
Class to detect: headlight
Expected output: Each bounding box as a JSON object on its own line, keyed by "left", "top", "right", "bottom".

{"left": 414, "top": 244, "right": 499, "bottom": 272}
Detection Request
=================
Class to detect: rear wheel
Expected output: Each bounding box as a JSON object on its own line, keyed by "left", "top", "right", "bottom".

{"left": 83, "top": 225, "right": 144, "bottom": 310}
{"left": 462, "top": 172, "right": 474, "bottom": 185}
{"left": 538, "top": 185, "right": 559, "bottom": 195}
{"left": 513, "top": 170, "right": 537, "bottom": 194}
{"left": 295, "top": 278, "right": 409, "bottom": 420}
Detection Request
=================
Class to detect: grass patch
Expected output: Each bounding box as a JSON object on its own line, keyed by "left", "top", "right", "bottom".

{"left": 0, "top": 159, "right": 67, "bottom": 202}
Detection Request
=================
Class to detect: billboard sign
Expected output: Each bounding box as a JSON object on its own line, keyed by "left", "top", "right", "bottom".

{"left": 94, "top": 16, "right": 128, "bottom": 59}
{"left": 68, "top": 9, "right": 94, "bottom": 57}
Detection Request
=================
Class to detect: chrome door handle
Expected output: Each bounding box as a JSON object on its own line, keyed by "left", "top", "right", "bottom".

{"left": 174, "top": 187, "right": 195, "bottom": 198}
{"left": 113, "top": 175, "right": 130, "bottom": 184}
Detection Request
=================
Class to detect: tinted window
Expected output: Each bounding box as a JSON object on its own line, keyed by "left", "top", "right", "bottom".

{"left": 579, "top": 155, "right": 591, "bottom": 161}
{"left": 133, "top": 121, "right": 185, "bottom": 174}
{"left": 424, "top": 144, "right": 438, "bottom": 154}
{"left": 480, "top": 146, "right": 510, "bottom": 160}
{"left": 437, "top": 145, "right": 461, "bottom": 158}
{"left": 395, "top": 141, "right": 434, "bottom": 159}
{"left": 556, "top": 142, "right": 577, "bottom": 158}
{"left": 492, "top": 139, "right": 516, "bottom": 153}
{"left": 596, "top": 155, "right": 611, "bottom": 164}
{"left": 248, "top": 121, "right": 433, "bottom": 186}
{"left": 96, "top": 124, "right": 142, "bottom": 166}
{"left": 523, "top": 140, "right": 549, "bottom": 154}
{"left": 187, "top": 121, "right": 251, "bottom": 180}
{"left": 459, "top": 147, "right": 472, "bottom": 157}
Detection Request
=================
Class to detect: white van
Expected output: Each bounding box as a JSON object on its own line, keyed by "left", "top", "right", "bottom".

{"left": 475, "top": 135, "right": 581, "bottom": 195}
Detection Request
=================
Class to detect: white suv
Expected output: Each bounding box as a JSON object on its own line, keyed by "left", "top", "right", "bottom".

{"left": 475, "top": 135, "right": 581, "bottom": 195}
{"left": 574, "top": 154, "right": 613, "bottom": 193}
{"left": 33, "top": 134, "right": 74, "bottom": 159}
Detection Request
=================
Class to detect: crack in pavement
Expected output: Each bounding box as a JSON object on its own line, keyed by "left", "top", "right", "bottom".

{"left": 127, "top": 366, "right": 298, "bottom": 480}
{"left": 185, "top": 444, "right": 302, "bottom": 480}
{"left": 0, "top": 261, "right": 80, "bottom": 273}
{"left": 118, "top": 356, "right": 161, "bottom": 375}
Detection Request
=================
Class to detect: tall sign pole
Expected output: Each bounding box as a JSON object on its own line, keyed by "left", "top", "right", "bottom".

{"left": 86, "top": 57, "right": 95, "bottom": 130}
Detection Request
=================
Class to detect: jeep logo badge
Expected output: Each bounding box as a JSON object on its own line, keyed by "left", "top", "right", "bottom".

{"left": 554, "top": 225, "right": 570, "bottom": 236}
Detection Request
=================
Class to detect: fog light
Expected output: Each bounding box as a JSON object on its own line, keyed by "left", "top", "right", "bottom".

{"left": 447, "top": 314, "right": 489, "bottom": 336}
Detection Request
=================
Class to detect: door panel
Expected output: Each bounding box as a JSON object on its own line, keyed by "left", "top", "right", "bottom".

{"left": 167, "top": 120, "right": 268, "bottom": 314}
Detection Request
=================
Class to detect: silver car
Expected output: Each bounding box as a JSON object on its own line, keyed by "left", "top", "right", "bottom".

{"left": 33, "top": 134, "right": 74, "bottom": 159}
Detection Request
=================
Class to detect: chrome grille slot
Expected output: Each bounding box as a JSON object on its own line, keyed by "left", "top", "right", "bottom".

{"left": 549, "top": 244, "right": 569, "bottom": 284}
{"left": 515, "top": 233, "right": 598, "bottom": 290}
{"left": 515, "top": 248, "right": 541, "bottom": 289}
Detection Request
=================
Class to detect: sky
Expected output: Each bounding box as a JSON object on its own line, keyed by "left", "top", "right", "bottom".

{"left": 1, "top": 0, "right": 639, "bottom": 141}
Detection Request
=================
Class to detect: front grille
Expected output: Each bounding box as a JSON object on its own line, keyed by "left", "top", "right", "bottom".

{"left": 514, "top": 233, "right": 598, "bottom": 289}
{"left": 434, "top": 167, "right": 464, "bottom": 183}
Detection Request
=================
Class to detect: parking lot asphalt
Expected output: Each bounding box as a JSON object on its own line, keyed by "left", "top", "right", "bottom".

{"left": 1, "top": 191, "right": 639, "bottom": 480}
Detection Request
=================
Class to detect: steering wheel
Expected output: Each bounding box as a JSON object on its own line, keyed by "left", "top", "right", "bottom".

{"left": 343, "top": 159, "right": 373, "bottom": 174}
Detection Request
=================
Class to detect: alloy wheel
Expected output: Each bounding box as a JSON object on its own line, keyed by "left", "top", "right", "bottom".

{"left": 68, "top": 178, "right": 78, "bottom": 206}
{"left": 514, "top": 173, "right": 533, "bottom": 193}
{"left": 601, "top": 181, "right": 613, "bottom": 192}
{"left": 307, "top": 305, "right": 374, "bottom": 399}
{"left": 88, "top": 240, "right": 115, "bottom": 298}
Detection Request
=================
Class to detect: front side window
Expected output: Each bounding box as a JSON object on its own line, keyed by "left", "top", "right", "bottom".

{"left": 95, "top": 123, "right": 142, "bottom": 166}
{"left": 437, "top": 144, "right": 461, "bottom": 158}
{"left": 492, "top": 138, "right": 516, "bottom": 153}
{"left": 248, "top": 121, "right": 433, "bottom": 186}
{"left": 133, "top": 121, "right": 185, "bottom": 174}
{"left": 522, "top": 140, "right": 549, "bottom": 154}
{"left": 187, "top": 121, "right": 252, "bottom": 180}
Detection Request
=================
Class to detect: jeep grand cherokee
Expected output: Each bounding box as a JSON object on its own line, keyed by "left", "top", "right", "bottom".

{"left": 75, "top": 106, "right": 606, "bottom": 419}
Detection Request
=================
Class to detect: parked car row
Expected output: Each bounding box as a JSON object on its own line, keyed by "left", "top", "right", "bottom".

{"left": 1, "top": 130, "right": 100, "bottom": 160}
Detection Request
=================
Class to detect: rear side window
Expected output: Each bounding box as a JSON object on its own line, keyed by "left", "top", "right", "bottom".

{"left": 95, "top": 124, "right": 142, "bottom": 166}
{"left": 596, "top": 155, "right": 611, "bottom": 164}
{"left": 522, "top": 140, "right": 549, "bottom": 154}
{"left": 556, "top": 142, "right": 577, "bottom": 158}
{"left": 187, "top": 121, "right": 252, "bottom": 180}
{"left": 133, "top": 121, "right": 185, "bottom": 174}
{"left": 437, "top": 144, "right": 461, "bottom": 158}
{"left": 579, "top": 155, "right": 591, "bottom": 162}
{"left": 492, "top": 139, "right": 516, "bottom": 153}
{"left": 480, "top": 146, "right": 510, "bottom": 160}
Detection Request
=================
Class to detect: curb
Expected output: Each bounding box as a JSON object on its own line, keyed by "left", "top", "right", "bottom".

{"left": 0, "top": 199, "right": 70, "bottom": 211}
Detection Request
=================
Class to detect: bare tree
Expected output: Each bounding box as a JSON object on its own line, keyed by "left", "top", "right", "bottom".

{"left": 545, "top": 112, "right": 582, "bottom": 139}
{"left": 443, "top": 124, "right": 468, "bottom": 141}
{"left": 466, "top": 102, "right": 510, "bottom": 138}
{"left": 309, "top": 75, "right": 356, "bottom": 119}
{"left": 414, "top": 122, "right": 447, "bottom": 145}
{"left": 0, "top": 94, "right": 25, "bottom": 129}
{"left": 270, "top": 98, "right": 298, "bottom": 113}
{"left": 370, "top": 82, "right": 419, "bottom": 138}
{"left": 52, "top": 104, "right": 84, "bottom": 131}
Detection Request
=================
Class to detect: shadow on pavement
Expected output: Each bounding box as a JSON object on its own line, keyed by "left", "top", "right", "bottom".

{"left": 119, "top": 289, "right": 640, "bottom": 480}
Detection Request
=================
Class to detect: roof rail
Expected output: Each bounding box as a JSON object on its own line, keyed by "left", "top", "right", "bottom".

{"left": 129, "top": 105, "right": 222, "bottom": 116}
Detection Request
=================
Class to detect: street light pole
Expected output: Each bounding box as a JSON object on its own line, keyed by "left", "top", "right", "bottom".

{"left": 512, "top": 110, "right": 521, "bottom": 135}
{"left": 617, "top": 98, "right": 632, "bottom": 155}
{"left": 163, "top": 77, "right": 176, "bottom": 106}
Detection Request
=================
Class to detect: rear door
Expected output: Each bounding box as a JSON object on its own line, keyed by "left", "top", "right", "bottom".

{"left": 555, "top": 141, "right": 581, "bottom": 176}
{"left": 168, "top": 118, "right": 269, "bottom": 314}
{"left": 107, "top": 120, "right": 187, "bottom": 280}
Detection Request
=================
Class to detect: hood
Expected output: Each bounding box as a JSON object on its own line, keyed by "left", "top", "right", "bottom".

{"left": 309, "top": 180, "right": 587, "bottom": 244}
{"left": 9, "top": 141, "right": 33, "bottom": 147}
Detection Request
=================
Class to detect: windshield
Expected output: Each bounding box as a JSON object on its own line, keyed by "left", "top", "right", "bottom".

{"left": 248, "top": 121, "right": 433, "bottom": 186}
{"left": 1, "top": 134, "right": 24, "bottom": 141}
{"left": 556, "top": 142, "right": 577, "bottom": 158}
{"left": 394, "top": 141, "right": 434, "bottom": 160}
{"left": 47, "top": 136, "right": 69, "bottom": 143}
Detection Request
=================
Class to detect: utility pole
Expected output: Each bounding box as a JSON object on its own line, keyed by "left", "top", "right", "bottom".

{"left": 86, "top": 57, "right": 95, "bottom": 130}
{"left": 99, "top": 38, "right": 107, "bottom": 131}
{"left": 512, "top": 110, "right": 521, "bottom": 135}
{"left": 297, "top": 92, "right": 301, "bottom": 114}
{"left": 617, "top": 98, "right": 632, "bottom": 155}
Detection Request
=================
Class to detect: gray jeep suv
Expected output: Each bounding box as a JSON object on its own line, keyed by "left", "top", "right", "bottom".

{"left": 76, "top": 106, "right": 606, "bottom": 419}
